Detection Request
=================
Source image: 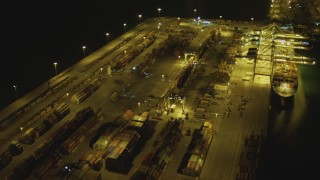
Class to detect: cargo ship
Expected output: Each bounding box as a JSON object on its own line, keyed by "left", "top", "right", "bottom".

{"left": 271, "top": 62, "right": 298, "bottom": 106}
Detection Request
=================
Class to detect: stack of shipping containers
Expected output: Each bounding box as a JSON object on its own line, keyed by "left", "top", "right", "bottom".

{"left": 71, "top": 78, "right": 102, "bottom": 104}
{"left": 182, "top": 120, "right": 214, "bottom": 177}
{"left": 143, "top": 119, "right": 183, "bottom": 180}
{"left": 105, "top": 129, "right": 141, "bottom": 171}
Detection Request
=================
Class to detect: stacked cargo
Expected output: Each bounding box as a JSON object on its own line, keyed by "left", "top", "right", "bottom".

{"left": 122, "top": 109, "right": 134, "bottom": 121}
{"left": 43, "top": 113, "right": 59, "bottom": 128}
{"left": 71, "top": 79, "right": 101, "bottom": 104}
{"left": 184, "top": 154, "right": 203, "bottom": 177}
{"left": 79, "top": 113, "right": 100, "bottom": 135}
{"left": 60, "top": 131, "right": 85, "bottom": 155}
{"left": 182, "top": 120, "right": 214, "bottom": 177}
{"left": 5, "top": 107, "right": 96, "bottom": 180}
{"left": 75, "top": 107, "right": 95, "bottom": 124}
{"left": 146, "top": 146, "right": 173, "bottom": 180}
{"left": 19, "top": 127, "right": 37, "bottom": 144}
{"left": 35, "top": 121, "right": 51, "bottom": 137}
{"left": 93, "top": 126, "right": 122, "bottom": 152}
{"left": 59, "top": 107, "right": 97, "bottom": 155}
{"left": 142, "top": 119, "right": 183, "bottom": 179}
{"left": 198, "top": 100, "right": 210, "bottom": 109}
{"left": 194, "top": 107, "right": 206, "bottom": 119}
{"left": 202, "top": 93, "right": 213, "bottom": 103}
{"left": 112, "top": 109, "right": 133, "bottom": 127}
{"left": 36, "top": 103, "right": 70, "bottom": 138}
{"left": 126, "top": 112, "right": 149, "bottom": 133}
{"left": 79, "top": 151, "right": 104, "bottom": 171}
{"left": 113, "top": 34, "right": 156, "bottom": 71}
{"left": 236, "top": 132, "right": 263, "bottom": 180}
{"left": 194, "top": 94, "right": 211, "bottom": 119}
{"left": 206, "top": 83, "right": 215, "bottom": 95}
{"left": 105, "top": 129, "right": 141, "bottom": 171}
{"left": 53, "top": 103, "right": 70, "bottom": 120}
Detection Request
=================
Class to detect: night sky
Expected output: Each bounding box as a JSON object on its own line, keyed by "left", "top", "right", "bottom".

{"left": 0, "top": 0, "right": 269, "bottom": 110}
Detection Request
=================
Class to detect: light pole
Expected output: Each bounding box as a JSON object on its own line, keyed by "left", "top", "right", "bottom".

{"left": 157, "top": 8, "right": 161, "bottom": 17}
{"left": 138, "top": 14, "right": 142, "bottom": 23}
{"left": 251, "top": 17, "right": 254, "bottom": 22}
{"left": 219, "top": 15, "right": 222, "bottom": 19}
{"left": 106, "top": 33, "right": 109, "bottom": 42}
{"left": 82, "top": 46, "right": 86, "bottom": 58}
{"left": 13, "top": 85, "right": 18, "bottom": 100}
{"left": 194, "top": 9, "right": 197, "bottom": 19}
{"left": 53, "top": 62, "right": 58, "bottom": 76}
{"left": 123, "top": 23, "right": 127, "bottom": 32}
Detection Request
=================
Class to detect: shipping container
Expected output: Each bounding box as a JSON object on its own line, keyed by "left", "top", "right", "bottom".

{"left": 19, "top": 127, "right": 36, "bottom": 144}
{"left": 33, "top": 142, "right": 49, "bottom": 160}
{"left": 105, "top": 129, "right": 141, "bottom": 171}
{"left": 36, "top": 122, "right": 52, "bottom": 137}
{"left": 8, "top": 141, "right": 23, "bottom": 156}
{"left": 80, "top": 115, "right": 98, "bottom": 135}
{"left": 93, "top": 126, "right": 121, "bottom": 151}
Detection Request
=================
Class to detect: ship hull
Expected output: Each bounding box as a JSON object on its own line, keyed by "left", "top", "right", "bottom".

{"left": 271, "top": 62, "right": 298, "bottom": 109}
{"left": 270, "top": 86, "right": 295, "bottom": 109}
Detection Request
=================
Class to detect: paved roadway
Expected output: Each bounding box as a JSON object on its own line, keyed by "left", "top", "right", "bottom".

{"left": 0, "top": 17, "right": 271, "bottom": 180}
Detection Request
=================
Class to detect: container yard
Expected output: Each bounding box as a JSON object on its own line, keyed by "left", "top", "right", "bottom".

{"left": 134, "top": 119, "right": 184, "bottom": 180}
{"left": 180, "top": 120, "right": 214, "bottom": 177}
{"left": 4, "top": 106, "right": 97, "bottom": 179}
{"left": 105, "top": 129, "right": 141, "bottom": 172}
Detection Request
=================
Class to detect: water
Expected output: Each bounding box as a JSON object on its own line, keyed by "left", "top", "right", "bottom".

{"left": 259, "top": 41, "right": 320, "bottom": 179}
{"left": 1, "top": 0, "right": 319, "bottom": 179}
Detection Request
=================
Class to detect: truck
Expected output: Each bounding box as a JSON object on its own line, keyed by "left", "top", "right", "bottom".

{"left": 8, "top": 141, "right": 23, "bottom": 156}
{"left": 19, "top": 127, "right": 37, "bottom": 144}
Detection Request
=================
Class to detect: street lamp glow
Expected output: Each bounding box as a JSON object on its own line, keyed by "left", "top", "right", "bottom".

{"left": 138, "top": 14, "right": 142, "bottom": 23}
{"left": 53, "top": 62, "right": 58, "bottom": 76}
{"left": 13, "top": 85, "right": 18, "bottom": 100}
{"left": 157, "top": 8, "right": 161, "bottom": 17}
{"left": 219, "top": 15, "right": 222, "bottom": 19}
{"left": 82, "top": 46, "right": 86, "bottom": 58}
{"left": 106, "top": 33, "right": 109, "bottom": 42}
{"left": 123, "top": 23, "right": 127, "bottom": 32}
{"left": 194, "top": 9, "right": 197, "bottom": 19}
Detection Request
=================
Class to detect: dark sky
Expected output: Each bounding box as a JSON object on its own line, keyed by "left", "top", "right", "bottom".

{"left": 0, "top": 0, "right": 269, "bottom": 109}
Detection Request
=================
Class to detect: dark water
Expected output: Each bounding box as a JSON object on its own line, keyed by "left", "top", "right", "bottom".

{"left": 1, "top": 0, "right": 320, "bottom": 179}
{"left": 259, "top": 41, "right": 320, "bottom": 179}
